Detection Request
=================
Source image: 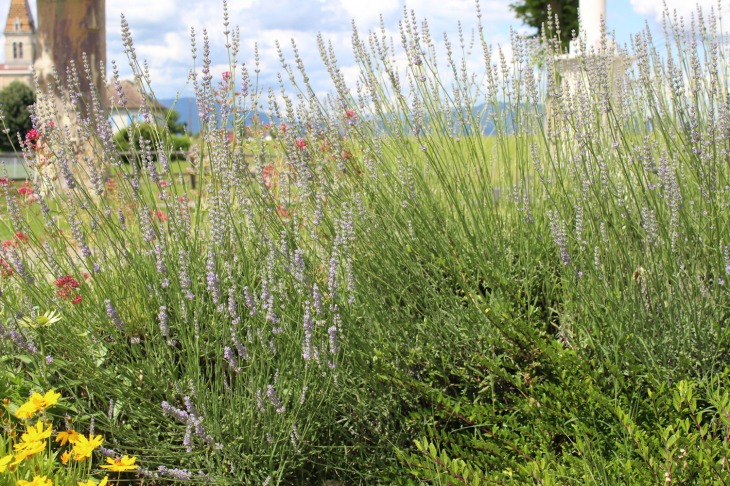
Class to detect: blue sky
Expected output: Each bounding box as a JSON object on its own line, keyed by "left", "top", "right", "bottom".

{"left": 0, "top": 0, "right": 723, "bottom": 99}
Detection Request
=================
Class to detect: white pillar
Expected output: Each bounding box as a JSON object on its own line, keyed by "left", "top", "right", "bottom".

{"left": 580, "top": 0, "right": 606, "bottom": 50}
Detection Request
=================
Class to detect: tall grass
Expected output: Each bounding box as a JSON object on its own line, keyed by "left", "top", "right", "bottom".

{"left": 0, "top": 1, "right": 729, "bottom": 484}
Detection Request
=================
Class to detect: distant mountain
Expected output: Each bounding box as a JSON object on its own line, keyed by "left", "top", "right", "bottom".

{"left": 158, "top": 97, "right": 275, "bottom": 135}
{"left": 158, "top": 97, "right": 527, "bottom": 136}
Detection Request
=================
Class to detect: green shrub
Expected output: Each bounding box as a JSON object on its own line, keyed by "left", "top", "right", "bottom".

{"left": 0, "top": 80, "right": 35, "bottom": 152}
{"left": 113, "top": 122, "right": 191, "bottom": 164}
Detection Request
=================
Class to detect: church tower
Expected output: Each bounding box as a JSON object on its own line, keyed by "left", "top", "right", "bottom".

{"left": 4, "top": 0, "right": 36, "bottom": 68}
{"left": 0, "top": 0, "right": 36, "bottom": 89}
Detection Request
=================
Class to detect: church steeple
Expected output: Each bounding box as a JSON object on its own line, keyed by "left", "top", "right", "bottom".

{"left": 3, "top": 0, "right": 36, "bottom": 67}
{"left": 4, "top": 0, "right": 35, "bottom": 33}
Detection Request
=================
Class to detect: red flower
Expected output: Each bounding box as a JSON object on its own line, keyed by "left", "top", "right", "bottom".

{"left": 294, "top": 139, "right": 307, "bottom": 151}
{"left": 222, "top": 71, "right": 231, "bottom": 81}
{"left": 158, "top": 180, "right": 170, "bottom": 188}
{"left": 55, "top": 275, "right": 81, "bottom": 301}
{"left": 277, "top": 205, "right": 290, "bottom": 219}
{"left": 25, "top": 129, "right": 40, "bottom": 149}
{"left": 0, "top": 258, "right": 13, "bottom": 278}
{"left": 48, "top": 120, "right": 55, "bottom": 128}
{"left": 54, "top": 275, "right": 79, "bottom": 289}
{"left": 154, "top": 210, "right": 168, "bottom": 222}
{"left": 1, "top": 240, "right": 16, "bottom": 249}
{"left": 17, "top": 185, "right": 32, "bottom": 197}
{"left": 14, "top": 232, "right": 28, "bottom": 242}
{"left": 0, "top": 178, "right": 8, "bottom": 185}
{"left": 345, "top": 110, "right": 355, "bottom": 119}
{"left": 263, "top": 165, "right": 278, "bottom": 188}
{"left": 341, "top": 150, "right": 352, "bottom": 160}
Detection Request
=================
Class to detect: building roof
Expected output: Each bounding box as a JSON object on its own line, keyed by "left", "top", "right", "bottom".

{"left": 4, "top": 0, "right": 34, "bottom": 33}
{"left": 106, "top": 80, "right": 167, "bottom": 111}
{"left": 0, "top": 64, "right": 32, "bottom": 73}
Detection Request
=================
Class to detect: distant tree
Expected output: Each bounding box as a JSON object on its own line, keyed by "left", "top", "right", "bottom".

{"left": 0, "top": 80, "right": 35, "bottom": 151}
{"left": 166, "top": 109, "right": 187, "bottom": 135}
{"left": 114, "top": 123, "right": 191, "bottom": 165}
{"left": 510, "top": 0, "right": 579, "bottom": 50}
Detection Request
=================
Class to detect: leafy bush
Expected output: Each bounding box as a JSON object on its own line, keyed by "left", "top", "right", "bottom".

{"left": 0, "top": 81, "right": 35, "bottom": 152}
{"left": 114, "top": 122, "right": 191, "bottom": 164}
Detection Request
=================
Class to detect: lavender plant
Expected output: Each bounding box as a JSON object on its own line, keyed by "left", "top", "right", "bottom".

{"left": 0, "top": 0, "right": 728, "bottom": 483}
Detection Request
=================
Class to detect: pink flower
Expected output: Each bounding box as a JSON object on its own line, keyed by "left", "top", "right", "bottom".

{"left": 25, "top": 129, "right": 40, "bottom": 149}
{"left": 17, "top": 185, "right": 32, "bottom": 197}
{"left": 1, "top": 240, "right": 17, "bottom": 249}
{"left": 54, "top": 275, "right": 79, "bottom": 289}
{"left": 263, "top": 165, "right": 278, "bottom": 188}
{"left": 149, "top": 209, "right": 168, "bottom": 221}
{"left": 295, "top": 139, "right": 307, "bottom": 151}
{"left": 55, "top": 275, "right": 81, "bottom": 301}
{"left": 0, "top": 258, "right": 13, "bottom": 278}
{"left": 277, "top": 205, "right": 290, "bottom": 219}
{"left": 345, "top": 110, "right": 355, "bottom": 119}
{"left": 222, "top": 71, "right": 231, "bottom": 81}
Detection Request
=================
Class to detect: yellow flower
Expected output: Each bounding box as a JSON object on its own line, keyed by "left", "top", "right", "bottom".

{"left": 55, "top": 429, "right": 81, "bottom": 446}
{"left": 77, "top": 477, "right": 108, "bottom": 486}
{"left": 72, "top": 434, "right": 103, "bottom": 462}
{"left": 60, "top": 450, "right": 71, "bottom": 465}
{"left": 100, "top": 455, "right": 138, "bottom": 472}
{"left": 16, "top": 401, "right": 39, "bottom": 419}
{"left": 11, "top": 440, "right": 46, "bottom": 464}
{"left": 30, "top": 390, "right": 61, "bottom": 410}
{"left": 21, "top": 420, "right": 53, "bottom": 443}
{"left": 0, "top": 454, "right": 12, "bottom": 472}
{"left": 18, "top": 475, "right": 53, "bottom": 486}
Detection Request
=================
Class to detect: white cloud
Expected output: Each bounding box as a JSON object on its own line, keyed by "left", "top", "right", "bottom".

{"left": 630, "top": 0, "right": 719, "bottom": 22}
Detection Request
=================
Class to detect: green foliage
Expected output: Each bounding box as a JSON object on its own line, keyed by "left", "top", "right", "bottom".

{"left": 510, "top": 0, "right": 578, "bottom": 49}
{"left": 0, "top": 80, "right": 35, "bottom": 152}
{"left": 384, "top": 313, "right": 730, "bottom": 484}
{"left": 166, "top": 109, "right": 187, "bottom": 135}
{"left": 113, "top": 122, "right": 191, "bottom": 163}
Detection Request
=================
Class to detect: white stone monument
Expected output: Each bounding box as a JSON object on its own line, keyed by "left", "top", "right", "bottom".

{"left": 575, "top": 0, "right": 608, "bottom": 53}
